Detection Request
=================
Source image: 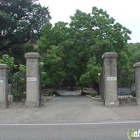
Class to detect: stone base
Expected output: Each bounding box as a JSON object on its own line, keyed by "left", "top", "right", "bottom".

{"left": 25, "top": 100, "right": 40, "bottom": 107}
{"left": 105, "top": 100, "right": 119, "bottom": 107}
{"left": 136, "top": 99, "right": 140, "bottom": 106}
{"left": 0, "top": 101, "right": 9, "bottom": 109}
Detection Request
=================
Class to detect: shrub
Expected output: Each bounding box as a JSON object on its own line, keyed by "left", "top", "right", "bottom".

{"left": 131, "top": 90, "right": 136, "bottom": 97}
{"left": 12, "top": 64, "right": 26, "bottom": 101}
{"left": 90, "top": 91, "right": 98, "bottom": 97}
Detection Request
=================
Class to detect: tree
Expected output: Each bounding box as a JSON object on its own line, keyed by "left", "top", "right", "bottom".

{"left": 0, "top": 54, "right": 16, "bottom": 70}
{"left": 38, "top": 22, "right": 68, "bottom": 89}
{"left": 117, "top": 50, "right": 134, "bottom": 87}
{"left": 117, "top": 43, "right": 140, "bottom": 88}
{"left": 0, "top": 53, "right": 26, "bottom": 100}
{"left": 79, "top": 57, "right": 101, "bottom": 91}
{"left": 40, "top": 45, "right": 66, "bottom": 88}
{"left": 70, "top": 7, "right": 131, "bottom": 63}
{"left": 0, "top": 0, "right": 51, "bottom": 54}
{"left": 69, "top": 7, "right": 131, "bottom": 88}
{"left": 127, "top": 43, "right": 140, "bottom": 63}
{"left": 38, "top": 7, "right": 131, "bottom": 90}
{"left": 116, "top": 43, "right": 140, "bottom": 88}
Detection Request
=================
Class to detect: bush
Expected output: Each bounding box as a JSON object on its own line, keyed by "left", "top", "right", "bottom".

{"left": 90, "top": 91, "right": 98, "bottom": 97}
{"left": 12, "top": 64, "right": 26, "bottom": 101}
{"left": 131, "top": 90, "right": 136, "bottom": 97}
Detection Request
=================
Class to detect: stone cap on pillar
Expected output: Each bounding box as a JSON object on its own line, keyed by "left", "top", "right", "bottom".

{"left": 133, "top": 62, "right": 140, "bottom": 68}
{"left": 102, "top": 52, "right": 118, "bottom": 59}
{"left": 0, "top": 64, "right": 9, "bottom": 70}
{"left": 25, "top": 52, "right": 40, "bottom": 59}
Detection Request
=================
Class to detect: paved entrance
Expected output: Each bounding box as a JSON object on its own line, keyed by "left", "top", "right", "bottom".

{"left": 0, "top": 91, "right": 140, "bottom": 124}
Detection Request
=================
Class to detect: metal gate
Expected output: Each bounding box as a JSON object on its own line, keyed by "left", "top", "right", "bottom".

{"left": 117, "top": 72, "right": 136, "bottom": 104}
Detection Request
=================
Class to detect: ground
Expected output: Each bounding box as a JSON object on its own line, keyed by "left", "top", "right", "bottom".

{"left": 0, "top": 91, "right": 140, "bottom": 140}
{"left": 0, "top": 91, "right": 140, "bottom": 124}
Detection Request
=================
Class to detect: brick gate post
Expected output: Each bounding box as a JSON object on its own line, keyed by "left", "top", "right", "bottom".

{"left": 102, "top": 52, "right": 119, "bottom": 106}
{"left": 133, "top": 62, "right": 140, "bottom": 105}
{"left": 25, "top": 52, "right": 41, "bottom": 107}
{"left": 0, "top": 64, "right": 9, "bottom": 108}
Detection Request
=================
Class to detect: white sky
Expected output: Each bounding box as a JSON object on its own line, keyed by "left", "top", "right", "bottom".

{"left": 38, "top": 0, "right": 140, "bottom": 43}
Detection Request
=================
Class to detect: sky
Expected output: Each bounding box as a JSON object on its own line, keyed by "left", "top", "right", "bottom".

{"left": 38, "top": 0, "right": 140, "bottom": 43}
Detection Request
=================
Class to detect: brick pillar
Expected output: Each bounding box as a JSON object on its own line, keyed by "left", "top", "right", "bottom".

{"left": 133, "top": 62, "right": 140, "bottom": 105}
{"left": 25, "top": 52, "right": 41, "bottom": 107}
{"left": 102, "top": 52, "right": 119, "bottom": 106}
{"left": 0, "top": 64, "right": 9, "bottom": 108}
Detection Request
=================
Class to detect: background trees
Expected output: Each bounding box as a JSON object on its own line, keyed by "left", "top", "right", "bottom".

{"left": 1, "top": 0, "right": 138, "bottom": 91}
{"left": 37, "top": 7, "right": 132, "bottom": 90}
{"left": 0, "top": 0, "right": 51, "bottom": 99}
{"left": 0, "top": 0, "right": 51, "bottom": 63}
{"left": 127, "top": 43, "right": 140, "bottom": 63}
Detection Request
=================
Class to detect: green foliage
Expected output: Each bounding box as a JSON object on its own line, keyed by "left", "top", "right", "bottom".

{"left": 8, "top": 43, "right": 34, "bottom": 65}
{"left": 40, "top": 45, "right": 66, "bottom": 88}
{"left": 0, "top": 0, "right": 51, "bottom": 64}
{"left": 38, "top": 6, "right": 131, "bottom": 89}
{"left": 127, "top": 43, "right": 140, "bottom": 63}
{"left": 118, "top": 43, "right": 140, "bottom": 88}
{"left": 0, "top": 54, "right": 26, "bottom": 100}
{"left": 131, "top": 90, "right": 136, "bottom": 97}
{"left": 117, "top": 50, "right": 134, "bottom": 87}
{"left": 0, "top": 54, "right": 17, "bottom": 70}
{"left": 79, "top": 57, "right": 101, "bottom": 86}
{"left": 12, "top": 64, "right": 26, "bottom": 101}
{"left": 12, "top": 87, "right": 26, "bottom": 101}
{"left": 0, "top": 54, "right": 18, "bottom": 82}
{"left": 90, "top": 91, "right": 98, "bottom": 97}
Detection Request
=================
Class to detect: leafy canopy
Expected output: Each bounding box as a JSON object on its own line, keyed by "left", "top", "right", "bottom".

{"left": 0, "top": 0, "right": 51, "bottom": 52}
{"left": 38, "top": 7, "right": 132, "bottom": 89}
